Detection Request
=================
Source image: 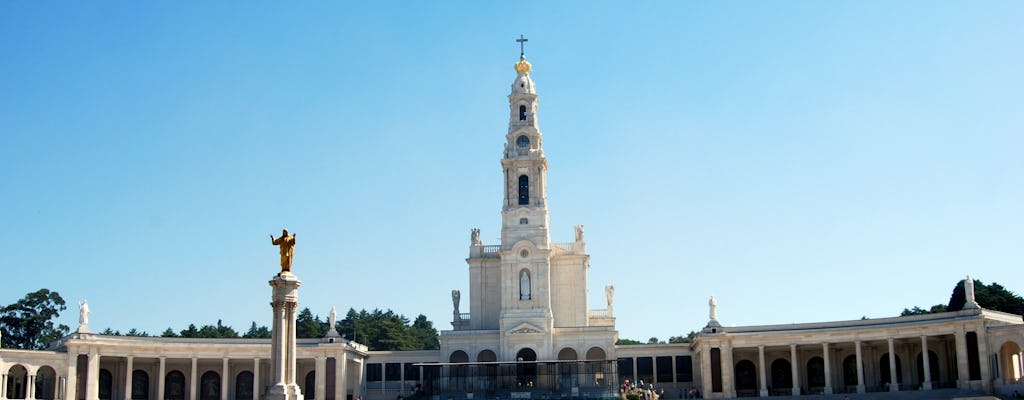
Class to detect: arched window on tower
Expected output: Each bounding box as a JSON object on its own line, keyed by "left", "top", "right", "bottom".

{"left": 518, "top": 175, "right": 529, "bottom": 205}
{"left": 519, "top": 105, "right": 527, "bottom": 121}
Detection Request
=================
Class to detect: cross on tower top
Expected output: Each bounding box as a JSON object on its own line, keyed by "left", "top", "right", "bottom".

{"left": 516, "top": 35, "right": 528, "bottom": 57}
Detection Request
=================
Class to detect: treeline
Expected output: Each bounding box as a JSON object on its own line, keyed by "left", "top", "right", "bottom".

{"left": 617, "top": 331, "right": 698, "bottom": 345}
{"left": 901, "top": 278, "right": 1024, "bottom": 317}
{"left": 129, "top": 308, "right": 440, "bottom": 351}
{"left": 0, "top": 289, "right": 439, "bottom": 351}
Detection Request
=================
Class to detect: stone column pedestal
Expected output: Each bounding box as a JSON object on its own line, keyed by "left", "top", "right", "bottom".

{"left": 265, "top": 272, "right": 303, "bottom": 400}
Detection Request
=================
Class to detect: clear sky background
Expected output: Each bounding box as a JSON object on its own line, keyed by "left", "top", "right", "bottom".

{"left": 1, "top": 2, "right": 1021, "bottom": 344}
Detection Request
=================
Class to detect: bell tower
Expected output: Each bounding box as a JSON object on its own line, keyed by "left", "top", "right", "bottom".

{"left": 497, "top": 40, "right": 555, "bottom": 360}
{"left": 500, "top": 44, "right": 550, "bottom": 248}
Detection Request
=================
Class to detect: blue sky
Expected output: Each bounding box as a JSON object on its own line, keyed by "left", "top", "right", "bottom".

{"left": 1, "top": 2, "right": 1021, "bottom": 343}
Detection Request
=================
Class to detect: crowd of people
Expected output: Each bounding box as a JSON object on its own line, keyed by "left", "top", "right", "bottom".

{"left": 619, "top": 379, "right": 697, "bottom": 400}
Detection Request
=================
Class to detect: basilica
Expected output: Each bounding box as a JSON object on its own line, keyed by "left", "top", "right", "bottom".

{"left": 1, "top": 50, "right": 1022, "bottom": 400}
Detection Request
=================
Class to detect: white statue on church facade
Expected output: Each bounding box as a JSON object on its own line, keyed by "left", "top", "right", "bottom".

{"left": 520, "top": 271, "right": 531, "bottom": 300}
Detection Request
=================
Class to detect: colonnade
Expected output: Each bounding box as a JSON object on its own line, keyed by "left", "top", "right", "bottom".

{"left": 698, "top": 329, "right": 990, "bottom": 398}
{"left": 10, "top": 352, "right": 364, "bottom": 400}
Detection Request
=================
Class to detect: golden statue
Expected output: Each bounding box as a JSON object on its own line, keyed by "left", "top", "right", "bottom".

{"left": 270, "top": 229, "right": 296, "bottom": 273}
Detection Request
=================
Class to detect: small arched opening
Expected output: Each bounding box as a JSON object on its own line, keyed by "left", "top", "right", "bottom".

{"left": 7, "top": 365, "right": 28, "bottom": 399}
{"left": 131, "top": 370, "right": 150, "bottom": 400}
{"left": 199, "top": 371, "right": 220, "bottom": 400}
{"left": 164, "top": 371, "right": 186, "bottom": 400}
{"left": 585, "top": 347, "right": 607, "bottom": 361}
{"left": 35, "top": 366, "right": 57, "bottom": 400}
{"left": 304, "top": 371, "right": 315, "bottom": 400}
{"left": 734, "top": 360, "right": 757, "bottom": 392}
{"left": 519, "top": 105, "right": 527, "bottom": 121}
{"left": 999, "top": 341, "right": 1023, "bottom": 384}
{"left": 234, "top": 371, "right": 253, "bottom": 400}
{"left": 99, "top": 369, "right": 113, "bottom": 400}
{"left": 770, "top": 359, "right": 792, "bottom": 390}
{"left": 806, "top": 357, "right": 825, "bottom": 389}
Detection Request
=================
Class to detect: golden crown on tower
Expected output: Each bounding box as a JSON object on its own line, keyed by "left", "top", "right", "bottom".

{"left": 515, "top": 55, "right": 532, "bottom": 74}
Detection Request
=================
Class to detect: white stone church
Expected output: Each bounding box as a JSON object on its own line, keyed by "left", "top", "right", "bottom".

{"left": 2, "top": 50, "right": 1022, "bottom": 400}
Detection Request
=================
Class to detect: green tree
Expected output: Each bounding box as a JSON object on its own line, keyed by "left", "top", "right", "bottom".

{"left": 902, "top": 279, "right": 1023, "bottom": 317}
{"left": 125, "top": 328, "right": 149, "bottom": 337}
{"left": 161, "top": 327, "right": 178, "bottom": 337}
{"left": 179, "top": 324, "right": 200, "bottom": 338}
{"left": 668, "top": 331, "right": 698, "bottom": 344}
{"left": 337, "top": 308, "right": 439, "bottom": 351}
{"left": 196, "top": 320, "right": 239, "bottom": 338}
{"left": 616, "top": 338, "right": 642, "bottom": 345}
{"left": 243, "top": 322, "right": 271, "bottom": 339}
{"left": 296, "top": 308, "right": 328, "bottom": 338}
{"left": 410, "top": 315, "right": 439, "bottom": 350}
{"left": 0, "top": 289, "right": 70, "bottom": 349}
{"left": 948, "top": 279, "right": 1024, "bottom": 315}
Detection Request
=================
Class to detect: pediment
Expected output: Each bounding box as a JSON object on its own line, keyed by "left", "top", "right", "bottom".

{"left": 507, "top": 322, "right": 544, "bottom": 335}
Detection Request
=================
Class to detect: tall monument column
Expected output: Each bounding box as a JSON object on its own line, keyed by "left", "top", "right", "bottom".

{"left": 266, "top": 229, "right": 303, "bottom": 400}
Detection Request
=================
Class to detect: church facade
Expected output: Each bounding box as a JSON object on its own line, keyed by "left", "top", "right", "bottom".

{"left": 2, "top": 52, "right": 1023, "bottom": 400}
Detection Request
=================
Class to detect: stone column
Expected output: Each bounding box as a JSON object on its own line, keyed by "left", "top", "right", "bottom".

{"left": 699, "top": 347, "right": 712, "bottom": 396}
{"left": 954, "top": 328, "right": 969, "bottom": 387}
{"left": 789, "top": 345, "right": 799, "bottom": 396}
{"left": 352, "top": 360, "right": 363, "bottom": 400}
{"left": 190, "top": 358, "right": 198, "bottom": 400}
{"left": 221, "top": 359, "right": 229, "bottom": 400}
{"left": 267, "top": 272, "right": 303, "bottom": 400}
{"left": 721, "top": 343, "right": 735, "bottom": 398}
{"left": 855, "top": 341, "right": 865, "bottom": 394}
{"left": 757, "top": 346, "right": 768, "bottom": 397}
{"left": 67, "top": 353, "right": 79, "bottom": 400}
{"left": 822, "top": 343, "right": 832, "bottom": 394}
{"left": 315, "top": 356, "right": 326, "bottom": 400}
{"left": 157, "top": 358, "right": 166, "bottom": 400}
{"left": 887, "top": 339, "right": 898, "bottom": 392}
{"left": 920, "top": 336, "right": 932, "bottom": 390}
{"left": 977, "top": 326, "right": 992, "bottom": 391}
{"left": 2, "top": 372, "right": 8, "bottom": 399}
{"left": 125, "top": 357, "right": 134, "bottom": 400}
{"left": 27, "top": 373, "right": 36, "bottom": 400}
{"left": 87, "top": 351, "right": 100, "bottom": 400}
{"left": 333, "top": 356, "right": 346, "bottom": 400}
{"left": 253, "top": 359, "right": 261, "bottom": 400}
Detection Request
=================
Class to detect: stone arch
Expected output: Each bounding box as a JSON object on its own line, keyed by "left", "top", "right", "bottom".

{"left": 915, "top": 350, "right": 939, "bottom": 384}
{"left": 99, "top": 369, "right": 113, "bottom": 400}
{"left": 35, "top": 366, "right": 58, "bottom": 400}
{"left": 303, "top": 371, "right": 315, "bottom": 400}
{"left": 519, "top": 105, "right": 527, "bottom": 121}
{"left": 842, "top": 355, "right": 858, "bottom": 387}
{"left": 449, "top": 350, "right": 470, "bottom": 363}
{"left": 879, "top": 353, "right": 903, "bottom": 385}
{"left": 234, "top": 371, "right": 253, "bottom": 400}
{"left": 477, "top": 350, "right": 497, "bottom": 362}
{"left": 199, "top": 371, "right": 220, "bottom": 400}
{"left": 999, "top": 340, "right": 1023, "bottom": 384}
{"left": 585, "top": 347, "right": 607, "bottom": 361}
{"left": 806, "top": 357, "right": 825, "bottom": 388}
{"left": 164, "top": 371, "right": 186, "bottom": 400}
{"left": 734, "top": 360, "right": 757, "bottom": 392}
{"left": 7, "top": 364, "right": 28, "bottom": 399}
{"left": 557, "top": 348, "right": 578, "bottom": 361}
{"left": 131, "top": 370, "right": 149, "bottom": 400}
{"left": 770, "top": 358, "right": 792, "bottom": 390}
{"left": 515, "top": 348, "right": 538, "bottom": 385}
